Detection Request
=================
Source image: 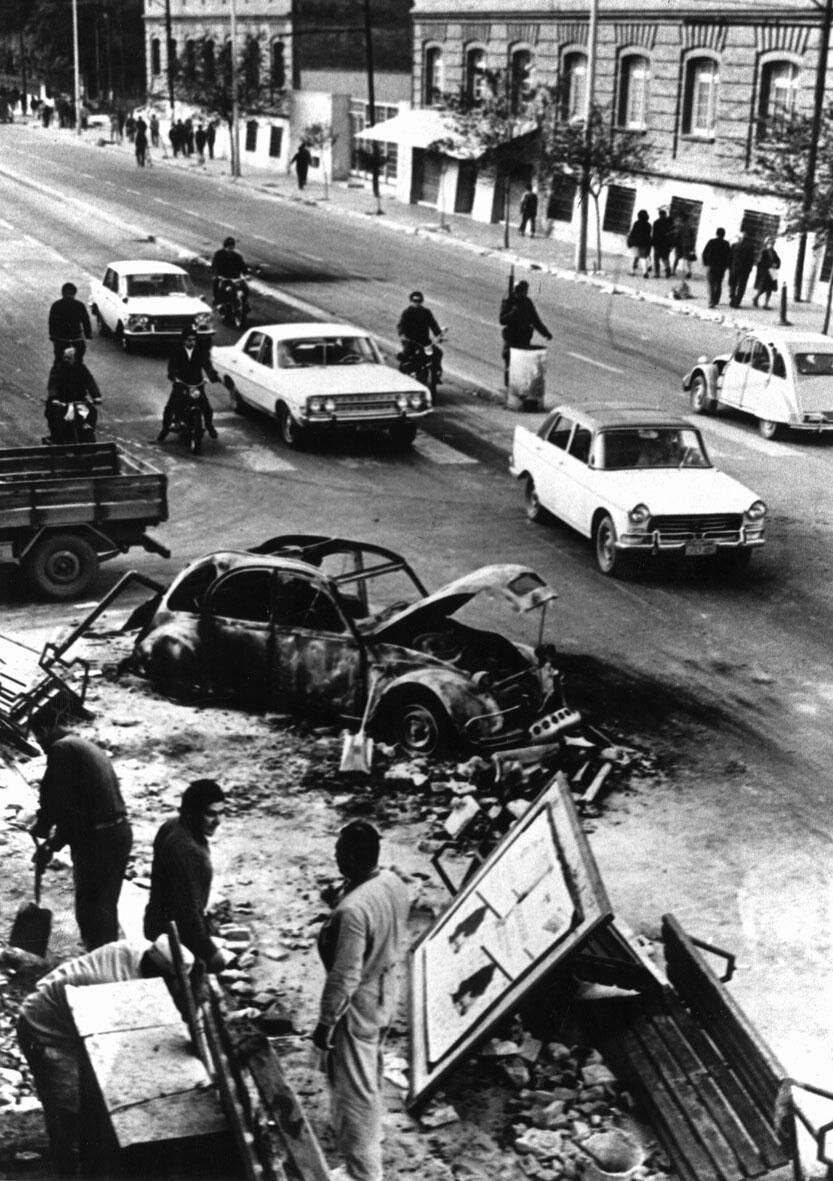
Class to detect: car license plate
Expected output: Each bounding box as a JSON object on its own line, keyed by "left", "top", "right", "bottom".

{"left": 686, "top": 539, "right": 717, "bottom": 557}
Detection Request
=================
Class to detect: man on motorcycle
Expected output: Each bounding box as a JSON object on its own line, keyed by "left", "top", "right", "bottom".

{"left": 48, "top": 281, "right": 93, "bottom": 361}
{"left": 396, "top": 290, "right": 443, "bottom": 384}
{"left": 211, "top": 236, "right": 248, "bottom": 307}
{"left": 157, "top": 328, "right": 219, "bottom": 442}
{"left": 45, "top": 346, "right": 102, "bottom": 443}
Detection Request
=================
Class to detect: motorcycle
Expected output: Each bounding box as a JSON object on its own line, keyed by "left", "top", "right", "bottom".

{"left": 398, "top": 330, "right": 446, "bottom": 399}
{"left": 170, "top": 382, "right": 209, "bottom": 456}
{"left": 44, "top": 397, "right": 98, "bottom": 444}
{"left": 215, "top": 277, "right": 249, "bottom": 330}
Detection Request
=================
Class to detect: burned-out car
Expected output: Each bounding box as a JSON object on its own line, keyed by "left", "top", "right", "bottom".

{"left": 131, "top": 537, "right": 566, "bottom": 756}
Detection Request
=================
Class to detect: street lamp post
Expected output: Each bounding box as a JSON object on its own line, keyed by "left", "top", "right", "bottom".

{"left": 229, "top": 0, "right": 240, "bottom": 178}
{"left": 575, "top": 0, "right": 599, "bottom": 272}
{"left": 72, "top": 0, "right": 82, "bottom": 135}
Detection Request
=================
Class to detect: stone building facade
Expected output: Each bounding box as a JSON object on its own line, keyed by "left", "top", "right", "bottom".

{"left": 405, "top": 0, "right": 833, "bottom": 298}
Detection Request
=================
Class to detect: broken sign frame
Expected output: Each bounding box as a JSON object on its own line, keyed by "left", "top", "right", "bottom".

{"left": 408, "top": 772, "right": 613, "bottom": 1107}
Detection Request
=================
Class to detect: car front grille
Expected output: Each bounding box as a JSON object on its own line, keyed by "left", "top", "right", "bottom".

{"left": 648, "top": 513, "right": 743, "bottom": 540}
{"left": 150, "top": 315, "right": 209, "bottom": 334}
{"left": 312, "top": 393, "right": 407, "bottom": 417}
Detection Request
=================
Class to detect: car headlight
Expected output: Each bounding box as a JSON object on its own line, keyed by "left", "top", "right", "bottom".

{"left": 408, "top": 392, "right": 424, "bottom": 409}
{"left": 396, "top": 393, "right": 409, "bottom": 410}
{"left": 745, "top": 500, "right": 767, "bottom": 521}
{"left": 308, "top": 397, "right": 323, "bottom": 413}
{"left": 193, "top": 312, "right": 214, "bottom": 330}
{"left": 324, "top": 398, "right": 337, "bottom": 413}
{"left": 126, "top": 314, "right": 150, "bottom": 331}
{"left": 628, "top": 503, "right": 651, "bottom": 527}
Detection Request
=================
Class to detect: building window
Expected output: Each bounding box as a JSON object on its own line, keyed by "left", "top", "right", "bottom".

{"left": 184, "top": 39, "right": 196, "bottom": 81}
{"left": 466, "top": 48, "right": 487, "bottom": 104}
{"left": 349, "top": 100, "right": 399, "bottom": 183}
{"left": 245, "top": 120, "right": 258, "bottom": 152}
{"left": 167, "top": 37, "right": 177, "bottom": 70}
{"left": 271, "top": 41, "right": 285, "bottom": 90}
{"left": 683, "top": 56, "right": 718, "bottom": 137}
{"left": 203, "top": 39, "right": 215, "bottom": 83}
{"left": 219, "top": 41, "right": 231, "bottom": 87}
{"left": 617, "top": 54, "right": 650, "bottom": 129}
{"left": 244, "top": 38, "right": 260, "bottom": 90}
{"left": 510, "top": 48, "right": 533, "bottom": 113}
{"left": 740, "top": 209, "right": 780, "bottom": 253}
{"left": 150, "top": 38, "right": 161, "bottom": 77}
{"left": 758, "top": 61, "right": 798, "bottom": 138}
{"left": 269, "top": 125, "right": 283, "bottom": 157}
{"left": 546, "top": 174, "right": 578, "bottom": 222}
{"left": 602, "top": 183, "right": 636, "bottom": 235}
{"left": 424, "top": 46, "right": 443, "bottom": 106}
{"left": 562, "top": 52, "right": 588, "bottom": 121}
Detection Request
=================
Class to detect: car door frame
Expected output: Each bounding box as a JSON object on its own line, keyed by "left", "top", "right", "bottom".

{"left": 233, "top": 329, "right": 267, "bottom": 409}
{"left": 719, "top": 334, "right": 755, "bottom": 410}
{"left": 199, "top": 565, "right": 276, "bottom": 703}
{"left": 527, "top": 412, "right": 578, "bottom": 525}
{"left": 99, "top": 267, "right": 121, "bottom": 331}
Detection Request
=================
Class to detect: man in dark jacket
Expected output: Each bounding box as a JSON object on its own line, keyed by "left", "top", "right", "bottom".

{"left": 45, "top": 347, "right": 102, "bottom": 443}
{"left": 519, "top": 185, "right": 538, "bottom": 238}
{"left": 48, "top": 282, "right": 92, "bottom": 361}
{"left": 702, "top": 227, "right": 733, "bottom": 308}
{"left": 211, "top": 236, "right": 248, "bottom": 306}
{"left": 157, "top": 328, "right": 219, "bottom": 441}
{"left": 30, "top": 707, "right": 133, "bottom": 951}
{"left": 396, "top": 290, "right": 444, "bottom": 382}
{"left": 290, "top": 140, "right": 312, "bottom": 189}
{"left": 499, "top": 279, "right": 552, "bottom": 383}
{"left": 144, "top": 779, "right": 235, "bottom": 972}
{"left": 728, "top": 230, "right": 756, "bottom": 308}
{"left": 652, "top": 208, "right": 674, "bottom": 278}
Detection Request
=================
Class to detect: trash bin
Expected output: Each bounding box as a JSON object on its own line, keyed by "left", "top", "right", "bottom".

{"left": 577, "top": 1128, "right": 644, "bottom": 1181}
{"left": 507, "top": 346, "right": 547, "bottom": 411}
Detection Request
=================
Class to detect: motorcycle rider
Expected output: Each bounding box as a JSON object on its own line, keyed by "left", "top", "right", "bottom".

{"left": 157, "top": 328, "right": 219, "bottom": 443}
{"left": 396, "top": 290, "right": 443, "bottom": 384}
{"left": 45, "top": 346, "right": 101, "bottom": 443}
{"left": 48, "top": 281, "right": 93, "bottom": 361}
{"left": 211, "top": 236, "right": 248, "bottom": 308}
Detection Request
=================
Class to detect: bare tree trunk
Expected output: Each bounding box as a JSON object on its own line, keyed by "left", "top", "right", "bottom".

{"left": 503, "top": 171, "right": 511, "bottom": 249}
{"left": 593, "top": 194, "right": 602, "bottom": 272}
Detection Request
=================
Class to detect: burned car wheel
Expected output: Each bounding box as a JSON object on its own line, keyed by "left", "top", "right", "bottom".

{"left": 387, "top": 694, "right": 450, "bottom": 758}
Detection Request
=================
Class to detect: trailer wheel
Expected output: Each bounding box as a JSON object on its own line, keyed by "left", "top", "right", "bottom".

{"left": 24, "top": 534, "right": 99, "bottom": 599}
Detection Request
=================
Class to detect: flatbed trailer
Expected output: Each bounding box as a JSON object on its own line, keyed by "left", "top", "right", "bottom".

{"left": 0, "top": 442, "right": 169, "bottom": 599}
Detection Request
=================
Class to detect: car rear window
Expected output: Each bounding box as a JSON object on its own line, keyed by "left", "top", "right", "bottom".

{"left": 794, "top": 351, "right": 833, "bottom": 376}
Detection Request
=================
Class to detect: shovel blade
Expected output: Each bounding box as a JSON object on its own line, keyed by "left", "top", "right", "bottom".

{"left": 10, "top": 902, "right": 52, "bottom": 958}
{"left": 339, "top": 731, "right": 374, "bottom": 775}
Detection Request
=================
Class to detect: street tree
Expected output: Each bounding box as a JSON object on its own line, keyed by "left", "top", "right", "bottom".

{"left": 536, "top": 92, "right": 655, "bottom": 273}
{"left": 431, "top": 67, "right": 539, "bottom": 248}
{"left": 302, "top": 122, "right": 338, "bottom": 199}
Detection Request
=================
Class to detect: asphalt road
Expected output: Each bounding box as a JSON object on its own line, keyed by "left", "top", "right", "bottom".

{"left": 2, "top": 123, "right": 833, "bottom": 1084}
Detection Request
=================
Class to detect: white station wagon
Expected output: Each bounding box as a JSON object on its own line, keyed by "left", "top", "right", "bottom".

{"left": 683, "top": 328, "right": 833, "bottom": 439}
{"left": 510, "top": 404, "right": 767, "bottom": 576}
{"left": 89, "top": 260, "right": 214, "bottom": 352}
{"left": 213, "top": 322, "right": 432, "bottom": 449}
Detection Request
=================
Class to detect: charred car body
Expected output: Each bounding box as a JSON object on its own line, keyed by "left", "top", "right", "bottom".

{"left": 130, "top": 537, "right": 565, "bottom": 756}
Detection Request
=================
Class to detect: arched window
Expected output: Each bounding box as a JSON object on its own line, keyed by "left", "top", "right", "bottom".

{"left": 683, "top": 56, "right": 719, "bottom": 136}
{"left": 184, "top": 38, "right": 196, "bottom": 81}
{"left": 271, "top": 40, "right": 286, "bottom": 90}
{"left": 562, "top": 51, "right": 588, "bottom": 121}
{"left": 758, "top": 60, "right": 799, "bottom": 137}
{"left": 167, "top": 37, "right": 177, "bottom": 70}
{"left": 510, "top": 48, "right": 533, "bottom": 113}
{"left": 617, "top": 54, "right": 650, "bottom": 129}
{"left": 150, "top": 38, "right": 161, "bottom": 77}
{"left": 244, "top": 37, "right": 260, "bottom": 90}
{"left": 203, "top": 38, "right": 215, "bottom": 84}
{"left": 218, "top": 40, "right": 231, "bottom": 87}
{"left": 466, "top": 47, "right": 487, "bottom": 104}
{"left": 424, "top": 45, "right": 443, "bottom": 106}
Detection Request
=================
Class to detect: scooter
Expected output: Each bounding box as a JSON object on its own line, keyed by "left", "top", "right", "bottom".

{"left": 398, "top": 330, "right": 446, "bottom": 399}
{"left": 43, "top": 397, "right": 98, "bottom": 444}
{"left": 215, "top": 277, "right": 250, "bottom": 330}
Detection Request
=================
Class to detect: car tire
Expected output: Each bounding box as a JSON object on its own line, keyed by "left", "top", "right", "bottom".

{"left": 115, "top": 324, "right": 132, "bottom": 354}
{"left": 389, "top": 422, "right": 417, "bottom": 450}
{"left": 94, "top": 309, "right": 110, "bottom": 337}
{"left": 24, "top": 533, "right": 99, "bottom": 600}
{"left": 225, "top": 376, "right": 247, "bottom": 415}
{"left": 387, "top": 693, "right": 450, "bottom": 758}
{"left": 757, "top": 417, "right": 781, "bottom": 440}
{"left": 594, "top": 513, "right": 622, "bottom": 577}
{"left": 690, "top": 373, "right": 715, "bottom": 414}
{"left": 525, "top": 478, "right": 546, "bottom": 523}
{"left": 277, "top": 403, "right": 306, "bottom": 450}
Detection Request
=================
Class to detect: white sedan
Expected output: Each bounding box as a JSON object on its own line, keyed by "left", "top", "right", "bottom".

{"left": 510, "top": 404, "right": 767, "bottom": 576}
{"left": 89, "top": 260, "right": 214, "bottom": 352}
{"left": 212, "top": 322, "right": 432, "bottom": 449}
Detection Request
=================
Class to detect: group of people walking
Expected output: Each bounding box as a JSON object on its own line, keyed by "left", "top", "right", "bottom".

{"left": 16, "top": 701, "right": 407, "bottom": 1181}
{"left": 626, "top": 207, "right": 696, "bottom": 280}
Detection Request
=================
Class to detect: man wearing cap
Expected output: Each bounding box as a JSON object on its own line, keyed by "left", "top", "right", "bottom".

{"left": 144, "top": 780, "right": 235, "bottom": 973}
{"left": 48, "top": 282, "right": 93, "bottom": 362}
{"left": 29, "top": 710, "right": 132, "bottom": 953}
{"left": 396, "top": 290, "right": 444, "bottom": 384}
{"left": 17, "top": 935, "right": 193, "bottom": 1178}
{"left": 313, "top": 821, "right": 411, "bottom": 1181}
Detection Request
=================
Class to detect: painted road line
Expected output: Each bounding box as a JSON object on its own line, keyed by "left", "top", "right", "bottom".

{"left": 567, "top": 351, "right": 624, "bottom": 374}
{"left": 413, "top": 434, "right": 478, "bottom": 465}
{"left": 685, "top": 416, "right": 793, "bottom": 458}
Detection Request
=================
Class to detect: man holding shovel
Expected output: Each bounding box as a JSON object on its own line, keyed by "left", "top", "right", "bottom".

{"left": 29, "top": 708, "right": 132, "bottom": 952}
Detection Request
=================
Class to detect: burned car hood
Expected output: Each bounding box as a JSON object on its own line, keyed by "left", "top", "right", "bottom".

{"left": 367, "top": 564, "right": 557, "bottom": 639}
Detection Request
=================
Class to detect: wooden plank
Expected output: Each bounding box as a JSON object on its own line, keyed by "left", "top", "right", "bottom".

{"left": 202, "top": 1002, "right": 263, "bottom": 1181}
{"left": 246, "top": 1039, "right": 331, "bottom": 1181}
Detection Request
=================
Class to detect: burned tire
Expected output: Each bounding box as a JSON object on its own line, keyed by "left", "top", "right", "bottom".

{"left": 386, "top": 692, "right": 451, "bottom": 758}
{"left": 24, "top": 534, "right": 99, "bottom": 599}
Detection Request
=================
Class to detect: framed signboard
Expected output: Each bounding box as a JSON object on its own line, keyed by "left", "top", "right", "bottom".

{"left": 408, "top": 772, "right": 613, "bottom": 1107}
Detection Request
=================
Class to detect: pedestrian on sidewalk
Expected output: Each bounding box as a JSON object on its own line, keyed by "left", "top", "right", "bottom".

{"left": 652, "top": 207, "right": 673, "bottom": 278}
{"left": 134, "top": 116, "right": 148, "bottom": 167}
{"left": 125, "top": 112, "right": 136, "bottom": 144}
{"left": 290, "top": 140, "right": 312, "bottom": 189}
{"left": 29, "top": 706, "right": 133, "bottom": 951}
{"left": 499, "top": 279, "right": 552, "bottom": 384}
{"left": 313, "top": 821, "right": 411, "bottom": 1181}
{"left": 702, "top": 227, "right": 732, "bottom": 308}
{"left": 752, "top": 237, "right": 781, "bottom": 309}
{"left": 626, "top": 209, "right": 652, "bottom": 277}
{"left": 671, "top": 212, "right": 695, "bottom": 279}
{"left": 109, "top": 111, "right": 120, "bottom": 144}
{"left": 17, "top": 935, "right": 194, "bottom": 1179}
{"left": 195, "top": 123, "right": 207, "bottom": 164}
{"left": 117, "top": 108, "right": 126, "bottom": 141}
{"left": 206, "top": 120, "right": 216, "bottom": 159}
{"left": 729, "top": 229, "right": 756, "bottom": 308}
{"left": 184, "top": 117, "right": 195, "bottom": 156}
{"left": 149, "top": 112, "right": 160, "bottom": 148}
{"left": 519, "top": 184, "right": 538, "bottom": 238}
{"left": 48, "top": 281, "right": 92, "bottom": 361}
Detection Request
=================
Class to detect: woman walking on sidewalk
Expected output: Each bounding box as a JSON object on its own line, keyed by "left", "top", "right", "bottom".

{"left": 752, "top": 237, "right": 781, "bottom": 309}
{"left": 626, "top": 210, "right": 653, "bottom": 278}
